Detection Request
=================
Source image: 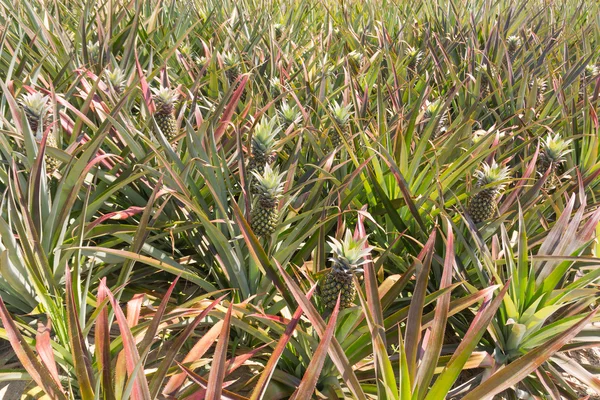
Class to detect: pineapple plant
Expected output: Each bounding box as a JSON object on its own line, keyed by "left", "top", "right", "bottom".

{"left": 320, "top": 230, "right": 372, "bottom": 310}
{"left": 250, "top": 165, "right": 285, "bottom": 237}
{"left": 106, "top": 66, "right": 127, "bottom": 95}
{"left": 476, "top": 63, "right": 496, "bottom": 98}
{"left": 20, "top": 92, "right": 60, "bottom": 174}
{"left": 329, "top": 101, "right": 352, "bottom": 148}
{"left": 529, "top": 77, "right": 547, "bottom": 107}
{"left": 537, "top": 133, "right": 571, "bottom": 188}
{"left": 422, "top": 98, "right": 448, "bottom": 138}
{"left": 278, "top": 101, "right": 301, "bottom": 129}
{"left": 506, "top": 35, "right": 522, "bottom": 60}
{"left": 152, "top": 87, "right": 179, "bottom": 144}
{"left": 405, "top": 45, "right": 423, "bottom": 73}
{"left": 247, "top": 117, "right": 280, "bottom": 177}
{"left": 581, "top": 64, "right": 598, "bottom": 98}
{"left": 222, "top": 51, "right": 241, "bottom": 85}
{"left": 467, "top": 162, "right": 511, "bottom": 223}
{"left": 20, "top": 92, "right": 51, "bottom": 134}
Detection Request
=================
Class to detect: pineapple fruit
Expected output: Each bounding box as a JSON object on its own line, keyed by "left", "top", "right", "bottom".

{"left": 329, "top": 101, "right": 352, "bottom": 148}
{"left": 537, "top": 133, "right": 571, "bottom": 188}
{"left": 581, "top": 64, "right": 599, "bottom": 99}
{"left": 467, "top": 162, "right": 510, "bottom": 223}
{"left": 529, "top": 77, "right": 547, "bottom": 108}
{"left": 247, "top": 117, "right": 280, "bottom": 177}
{"left": 152, "top": 87, "right": 179, "bottom": 144}
{"left": 20, "top": 92, "right": 60, "bottom": 174}
{"left": 222, "top": 51, "right": 241, "bottom": 85}
{"left": 422, "top": 98, "right": 448, "bottom": 139}
{"left": 320, "top": 230, "right": 372, "bottom": 310}
{"left": 405, "top": 46, "right": 423, "bottom": 74}
{"left": 250, "top": 165, "right": 285, "bottom": 237}
{"left": 476, "top": 63, "right": 496, "bottom": 99}
{"left": 506, "top": 35, "right": 522, "bottom": 60}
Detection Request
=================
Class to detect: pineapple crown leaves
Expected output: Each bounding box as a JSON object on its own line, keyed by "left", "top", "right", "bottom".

{"left": 540, "top": 133, "right": 572, "bottom": 163}
{"left": 329, "top": 101, "right": 352, "bottom": 126}
{"left": 404, "top": 45, "right": 423, "bottom": 62}
{"left": 250, "top": 164, "right": 286, "bottom": 199}
{"left": 252, "top": 117, "right": 281, "bottom": 153}
{"left": 424, "top": 98, "right": 443, "bottom": 117}
{"left": 222, "top": 51, "right": 240, "bottom": 67}
{"left": 585, "top": 64, "right": 599, "bottom": 77}
{"left": 152, "top": 87, "right": 179, "bottom": 110}
{"left": 278, "top": 101, "right": 301, "bottom": 125}
{"left": 106, "top": 67, "right": 127, "bottom": 89}
{"left": 328, "top": 229, "right": 373, "bottom": 274}
{"left": 20, "top": 92, "right": 51, "bottom": 119}
{"left": 506, "top": 35, "right": 522, "bottom": 50}
{"left": 474, "top": 161, "right": 511, "bottom": 190}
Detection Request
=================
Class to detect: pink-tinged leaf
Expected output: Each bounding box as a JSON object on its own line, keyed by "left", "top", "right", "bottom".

{"left": 553, "top": 354, "right": 600, "bottom": 392}
{"left": 290, "top": 296, "right": 341, "bottom": 400}
{"left": 462, "top": 308, "right": 599, "bottom": 400}
{"left": 65, "top": 268, "right": 96, "bottom": 400}
{"left": 405, "top": 231, "right": 436, "bottom": 384}
{"left": 425, "top": 281, "right": 510, "bottom": 400}
{"left": 127, "top": 293, "right": 145, "bottom": 329}
{"left": 87, "top": 206, "right": 145, "bottom": 231}
{"left": 175, "top": 362, "right": 250, "bottom": 400}
{"left": 35, "top": 322, "right": 61, "bottom": 389}
{"left": 148, "top": 295, "right": 227, "bottom": 398}
{"left": 0, "top": 297, "right": 67, "bottom": 400}
{"left": 224, "top": 342, "right": 272, "bottom": 375}
{"left": 499, "top": 142, "right": 540, "bottom": 214}
{"left": 205, "top": 303, "right": 233, "bottom": 400}
{"left": 102, "top": 280, "right": 152, "bottom": 400}
{"left": 96, "top": 279, "right": 115, "bottom": 400}
{"left": 249, "top": 285, "right": 317, "bottom": 400}
{"left": 136, "top": 49, "right": 155, "bottom": 114}
{"left": 163, "top": 321, "right": 224, "bottom": 396}
{"left": 275, "top": 261, "right": 368, "bottom": 400}
{"left": 416, "top": 221, "right": 454, "bottom": 397}
{"left": 214, "top": 75, "right": 249, "bottom": 143}
{"left": 139, "top": 276, "right": 180, "bottom": 352}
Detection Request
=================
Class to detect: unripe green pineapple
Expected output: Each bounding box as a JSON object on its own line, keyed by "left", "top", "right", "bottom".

{"left": 506, "top": 35, "right": 522, "bottom": 60}
{"left": 278, "top": 101, "right": 301, "bottom": 130}
{"left": 529, "top": 78, "right": 547, "bottom": 107}
{"left": 476, "top": 63, "right": 496, "bottom": 98}
{"left": 320, "top": 230, "right": 372, "bottom": 310}
{"left": 250, "top": 165, "right": 285, "bottom": 237}
{"left": 223, "top": 51, "right": 241, "bottom": 85}
{"left": 329, "top": 101, "right": 352, "bottom": 148}
{"left": 20, "top": 92, "right": 51, "bottom": 134}
{"left": 537, "top": 133, "right": 571, "bottom": 188}
{"left": 248, "top": 117, "right": 280, "bottom": 177}
{"left": 106, "top": 66, "right": 127, "bottom": 95}
{"left": 581, "top": 64, "right": 599, "bottom": 98}
{"left": 348, "top": 50, "right": 365, "bottom": 72}
{"left": 405, "top": 46, "right": 423, "bottom": 74}
{"left": 152, "top": 87, "right": 179, "bottom": 144}
{"left": 467, "top": 162, "right": 510, "bottom": 223}
{"left": 273, "top": 23, "right": 284, "bottom": 41}
{"left": 269, "top": 77, "right": 284, "bottom": 98}
{"left": 20, "top": 93, "right": 59, "bottom": 174}
{"left": 422, "top": 98, "right": 448, "bottom": 139}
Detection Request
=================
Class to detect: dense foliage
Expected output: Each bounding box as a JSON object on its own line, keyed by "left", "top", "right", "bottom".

{"left": 1, "top": 0, "right": 600, "bottom": 398}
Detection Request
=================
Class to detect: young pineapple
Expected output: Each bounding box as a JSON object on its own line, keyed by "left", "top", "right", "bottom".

{"left": 20, "top": 92, "right": 51, "bottom": 134}
{"left": 329, "top": 101, "right": 352, "bottom": 148}
{"left": 222, "top": 51, "right": 241, "bottom": 85}
{"left": 581, "top": 64, "right": 599, "bottom": 98}
{"left": 278, "top": 101, "right": 302, "bottom": 130}
{"left": 476, "top": 63, "right": 496, "bottom": 98}
{"left": 537, "top": 133, "right": 571, "bottom": 188}
{"left": 250, "top": 165, "right": 285, "bottom": 237}
{"left": 20, "top": 92, "right": 60, "bottom": 174}
{"left": 106, "top": 66, "right": 127, "bottom": 95}
{"left": 422, "top": 98, "right": 448, "bottom": 139}
{"left": 467, "top": 162, "right": 510, "bottom": 223}
{"left": 247, "top": 117, "right": 280, "bottom": 177}
{"left": 320, "top": 230, "right": 372, "bottom": 310}
{"left": 405, "top": 46, "right": 423, "bottom": 73}
{"left": 529, "top": 77, "right": 547, "bottom": 107}
{"left": 152, "top": 87, "right": 179, "bottom": 144}
{"left": 506, "top": 35, "right": 522, "bottom": 60}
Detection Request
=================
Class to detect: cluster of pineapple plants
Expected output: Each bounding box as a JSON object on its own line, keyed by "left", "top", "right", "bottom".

{"left": 1, "top": 0, "right": 600, "bottom": 399}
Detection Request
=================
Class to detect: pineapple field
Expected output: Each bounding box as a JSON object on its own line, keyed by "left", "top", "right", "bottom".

{"left": 2, "top": 0, "right": 600, "bottom": 398}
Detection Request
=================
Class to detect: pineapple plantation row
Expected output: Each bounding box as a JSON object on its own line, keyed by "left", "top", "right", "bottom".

{"left": 1, "top": 0, "right": 600, "bottom": 398}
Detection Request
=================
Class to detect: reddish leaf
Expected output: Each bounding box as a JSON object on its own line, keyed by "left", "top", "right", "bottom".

{"left": 206, "top": 303, "right": 233, "bottom": 400}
